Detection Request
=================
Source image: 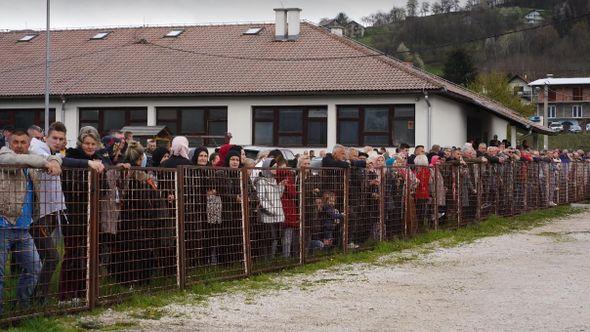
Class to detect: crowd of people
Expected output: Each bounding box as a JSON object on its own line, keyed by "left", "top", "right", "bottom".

{"left": 0, "top": 122, "right": 589, "bottom": 314}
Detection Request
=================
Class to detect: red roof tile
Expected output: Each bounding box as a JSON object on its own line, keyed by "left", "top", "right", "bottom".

{"left": 0, "top": 22, "right": 548, "bottom": 133}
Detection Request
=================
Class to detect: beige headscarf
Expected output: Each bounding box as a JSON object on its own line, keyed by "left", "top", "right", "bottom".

{"left": 170, "top": 136, "right": 189, "bottom": 159}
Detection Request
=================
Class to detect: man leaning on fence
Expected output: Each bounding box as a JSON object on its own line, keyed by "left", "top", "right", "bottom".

{"left": 0, "top": 131, "right": 62, "bottom": 313}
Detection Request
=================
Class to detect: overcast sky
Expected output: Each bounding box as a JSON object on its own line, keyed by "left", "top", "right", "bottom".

{"left": 0, "top": 0, "right": 412, "bottom": 30}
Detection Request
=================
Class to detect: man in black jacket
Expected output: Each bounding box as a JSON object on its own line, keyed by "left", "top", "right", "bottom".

{"left": 322, "top": 144, "right": 349, "bottom": 168}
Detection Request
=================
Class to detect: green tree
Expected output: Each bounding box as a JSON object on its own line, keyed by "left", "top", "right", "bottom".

{"left": 335, "top": 12, "right": 350, "bottom": 25}
{"left": 442, "top": 48, "right": 477, "bottom": 86}
{"left": 467, "top": 72, "right": 535, "bottom": 117}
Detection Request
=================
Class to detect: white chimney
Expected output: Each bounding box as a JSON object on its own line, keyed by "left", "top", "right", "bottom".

{"left": 274, "top": 8, "right": 287, "bottom": 41}
{"left": 274, "top": 8, "right": 301, "bottom": 41}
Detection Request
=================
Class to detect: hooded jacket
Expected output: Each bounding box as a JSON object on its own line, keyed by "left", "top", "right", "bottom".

{"left": 253, "top": 158, "right": 285, "bottom": 224}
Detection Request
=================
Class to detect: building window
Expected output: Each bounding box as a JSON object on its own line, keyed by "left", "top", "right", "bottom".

{"left": 79, "top": 108, "right": 147, "bottom": 136}
{"left": 572, "top": 105, "right": 583, "bottom": 118}
{"left": 0, "top": 109, "right": 55, "bottom": 131}
{"left": 157, "top": 107, "right": 227, "bottom": 146}
{"left": 573, "top": 87, "right": 583, "bottom": 101}
{"left": 252, "top": 106, "right": 327, "bottom": 147}
{"left": 548, "top": 105, "right": 556, "bottom": 118}
{"left": 337, "top": 105, "right": 415, "bottom": 147}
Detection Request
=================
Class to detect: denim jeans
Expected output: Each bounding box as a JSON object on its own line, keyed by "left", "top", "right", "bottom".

{"left": 0, "top": 228, "right": 42, "bottom": 313}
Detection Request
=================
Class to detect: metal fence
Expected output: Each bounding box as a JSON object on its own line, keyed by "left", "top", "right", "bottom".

{"left": 1, "top": 161, "right": 590, "bottom": 324}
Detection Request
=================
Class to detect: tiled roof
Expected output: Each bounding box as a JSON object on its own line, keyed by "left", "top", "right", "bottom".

{"left": 0, "top": 22, "right": 548, "bottom": 133}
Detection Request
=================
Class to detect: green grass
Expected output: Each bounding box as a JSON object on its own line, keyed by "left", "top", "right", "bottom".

{"left": 8, "top": 205, "right": 584, "bottom": 331}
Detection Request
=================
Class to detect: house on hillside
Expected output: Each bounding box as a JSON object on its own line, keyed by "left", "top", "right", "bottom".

{"left": 508, "top": 74, "right": 533, "bottom": 104}
{"left": 319, "top": 18, "right": 365, "bottom": 39}
{"left": 0, "top": 8, "right": 549, "bottom": 151}
{"left": 524, "top": 10, "right": 544, "bottom": 25}
{"left": 530, "top": 77, "right": 590, "bottom": 130}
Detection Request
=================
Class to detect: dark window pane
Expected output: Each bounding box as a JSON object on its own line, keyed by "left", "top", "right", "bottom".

{"left": 279, "top": 109, "right": 303, "bottom": 132}
{"left": 208, "top": 121, "right": 227, "bottom": 135}
{"left": 129, "top": 121, "right": 147, "bottom": 127}
{"left": 338, "top": 120, "right": 358, "bottom": 145}
{"left": 393, "top": 119, "right": 415, "bottom": 146}
{"left": 188, "top": 137, "right": 204, "bottom": 147}
{"left": 158, "top": 121, "right": 177, "bottom": 135}
{"left": 207, "top": 137, "right": 225, "bottom": 146}
{"left": 254, "top": 109, "right": 274, "bottom": 120}
{"left": 208, "top": 108, "right": 227, "bottom": 120}
{"left": 394, "top": 105, "right": 415, "bottom": 118}
{"left": 80, "top": 110, "right": 99, "bottom": 121}
{"left": 308, "top": 108, "right": 327, "bottom": 118}
{"left": 14, "top": 111, "right": 36, "bottom": 130}
{"left": 130, "top": 110, "right": 147, "bottom": 120}
{"left": 254, "top": 122, "right": 273, "bottom": 145}
{"left": 158, "top": 109, "right": 177, "bottom": 120}
{"left": 364, "top": 107, "right": 389, "bottom": 132}
{"left": 79, "top": 122, "right": 98, "bottom": 130}
{"left": 181, "top": 109, "right": 205, "bottom": 133}
{"left": 103, "top": 110, "right": 126, "bottom": 132}
{"left": 278, "top": 135, "right": 302, "bottom": 146}
{"left": 338, "top": 107, "right": 359, "bottom": 118}
{"left": 364, "top": 135, "right": 389, "bottom": 146}
{"left": 308, "top": 121, "right": 327, "bottom": 145}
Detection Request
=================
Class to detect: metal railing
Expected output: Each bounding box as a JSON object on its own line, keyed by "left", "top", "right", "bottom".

{"left": 1, "top": 160, "right": 589, "bottom": 324}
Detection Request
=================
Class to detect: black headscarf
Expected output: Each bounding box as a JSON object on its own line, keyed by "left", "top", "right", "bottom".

{"left": 224, "top": 150, "right": 242, "bottom": 168}
{"left": 152, "top": 147, "right": 170, "bottom": 167}
{"left": 191, "top": 146, "right": 209, "bottom": 166}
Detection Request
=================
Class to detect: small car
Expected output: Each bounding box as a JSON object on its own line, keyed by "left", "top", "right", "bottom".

{"left": 549, "top": 122, "right": 563, "bottom": 132}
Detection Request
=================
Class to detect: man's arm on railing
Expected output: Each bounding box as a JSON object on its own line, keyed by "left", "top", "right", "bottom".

{"left": 0, "top": 146, "right": 62, "bottom": 168}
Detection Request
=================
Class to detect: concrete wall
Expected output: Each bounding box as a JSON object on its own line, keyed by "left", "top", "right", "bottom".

{"left": 429, "top": 95, "right": 467, "bottom": 147}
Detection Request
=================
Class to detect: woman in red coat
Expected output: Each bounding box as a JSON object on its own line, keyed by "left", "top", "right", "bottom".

{"left": 275, "top": 160, "right": 299, "bottom": 259}
{"left": 414, "top": 155, "right": 432, "bottom": 231}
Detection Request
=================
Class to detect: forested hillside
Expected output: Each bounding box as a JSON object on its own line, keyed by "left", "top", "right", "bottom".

{"left": 354, "top": 0, "right": 590, "bottom": 79}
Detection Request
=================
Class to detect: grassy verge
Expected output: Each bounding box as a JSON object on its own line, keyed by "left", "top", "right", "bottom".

{"left": 8, "top": 205, "right": 584, "bottom": 332}
{"left": 549, "top": 132, "right": 590, "bottom": 151}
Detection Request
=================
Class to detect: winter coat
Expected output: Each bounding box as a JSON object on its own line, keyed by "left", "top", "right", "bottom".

{"left": 253, "top": 175, "right": 285, "bottom": 224}
{"left": 276, "top": 169, "right": 299, "bottom": 228}
{"left": 0, "top": 146, "right": 62, "bottom": 226}
{"left": 415, "top": 167, "right": 431, "bottom": 200}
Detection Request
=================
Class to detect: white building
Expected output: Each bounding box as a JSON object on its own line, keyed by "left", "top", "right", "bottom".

{"left": 0, "top": 8, "right": 548, "bottom": 150}
{"left": 524, "top": 10, "right": 544, "bottom": 25}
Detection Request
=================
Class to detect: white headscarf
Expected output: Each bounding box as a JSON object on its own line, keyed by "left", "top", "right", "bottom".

{"left": 170, "top": 136, "right": 189, "bottom": 159}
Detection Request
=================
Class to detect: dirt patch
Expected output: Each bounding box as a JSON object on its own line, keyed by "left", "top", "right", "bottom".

{"left": 92, "top": 211, "right": 590, "bottom": 331}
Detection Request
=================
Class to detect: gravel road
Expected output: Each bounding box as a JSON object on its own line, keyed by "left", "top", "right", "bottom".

{"left": 95, "top": 210, "right": 590, "bottom": 331}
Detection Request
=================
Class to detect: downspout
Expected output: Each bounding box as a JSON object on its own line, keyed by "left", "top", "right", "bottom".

{"left": 60, "top": 95, "right": 66, "bottom": 123}
{"left": 423, "top": 87, "right": 432, "bottom": 150}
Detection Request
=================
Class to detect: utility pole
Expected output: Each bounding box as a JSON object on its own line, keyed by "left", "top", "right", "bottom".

{"left": 543, "top": 80, "right": 549, "bottom": 151}
{"left": 44, "top": 0, "right": 50, "bottom": 133}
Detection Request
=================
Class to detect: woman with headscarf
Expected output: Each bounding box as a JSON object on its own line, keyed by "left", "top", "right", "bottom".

{"left": 253, "top": 158, "right": 286, "bottom": 260}
{"left": 214, "top": 150, "right": 244, "bottom": 265}
{"left": 60, "top": 126, "right": 108, "bottom": 301}
{"left": 430, "top": 155, "right": 447, "bottom": 224}
{"left": 160, "top": 136, "right": 192, "bottom": 168}
{"left": 151, "top": 147, "right": 170, "bottom": 168}
{"left": 111, "top": 141, "right": 157, "bottom": 285}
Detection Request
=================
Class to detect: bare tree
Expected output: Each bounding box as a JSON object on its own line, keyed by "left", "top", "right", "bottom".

{"left": 431, "top": 2, "right": 444, "bottom": 14}
{"left": 406, "top": 0, "right": 419, "bottom": 17}
{"left": 420, "top": 2, "right": 431, "bottom": 16}
{"left": 335, "top": 12, "right": 350, "bottom": 25}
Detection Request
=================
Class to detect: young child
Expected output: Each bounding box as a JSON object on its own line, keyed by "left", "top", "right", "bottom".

{"left": 310, "top": 192, "right": 344, "bottom": 252}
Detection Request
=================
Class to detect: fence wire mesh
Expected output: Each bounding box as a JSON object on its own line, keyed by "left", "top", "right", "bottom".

{"left": 2, "top": 161, "right": 590, "bottom": 324}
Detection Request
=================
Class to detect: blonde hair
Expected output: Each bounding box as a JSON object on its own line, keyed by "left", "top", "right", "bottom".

{"left": 124, "top": 141, "right": 145, "bottom": 165}
{"left": 76, "top": 126, "right": 100, "bottom": 148}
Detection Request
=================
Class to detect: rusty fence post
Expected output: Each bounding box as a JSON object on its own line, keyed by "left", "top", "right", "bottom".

{"left": 433, "top": 165, "right": 439, "bottom": 230}
{"left": 456, "top": 165, "right": 461, "bottom": 228}
{"left": 87, "top": 169, "right": 100, "bottom": 309}
{"left": 494, "top": 165, "right": 500, "bottom": 216}
{"left": 403, "top": 167, "right": 410, "bottom": 238}
{"left": 475, "top": 163, "right": 482, "bottom": 221}
{"left": 342, "top": 168, "right": 349, "bottom": 253}
{"left": 379, "top": 167, "right": 385, "bottom": 241}
{"left": 240, "top": 168, "right": 252, "bottom": 276}
{"left": 175, "top": 167, "right": 186, "bottom": 289}
{"left": 299, "top": 168, "right": 306, "bottom": 265}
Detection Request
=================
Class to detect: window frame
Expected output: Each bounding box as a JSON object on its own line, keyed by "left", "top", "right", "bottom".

{"left": 573, "top": 87, "right": 583, "bottom": 101}
{"left": 0, "top": 109, "right": 56, "bottom": 130}
{"left": 79, "top": 107, "right": 147, "bottom": 136}
{"left": 336, "top": 104, "right": 415, "bottom": 147}
{"left": 572, "top": 105, "right": 583, "bottom": 118}
{"left": 548, "top": 105, "right": 556, "bottom": 118}
{"left": 548, "top": 89, "right": 557, "bottom": 101}
{"left": 252, "top": 106, "right": 328, "bottom": 147}
{"left": 156, "top": 106, "right": 227, "bottom": 146}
